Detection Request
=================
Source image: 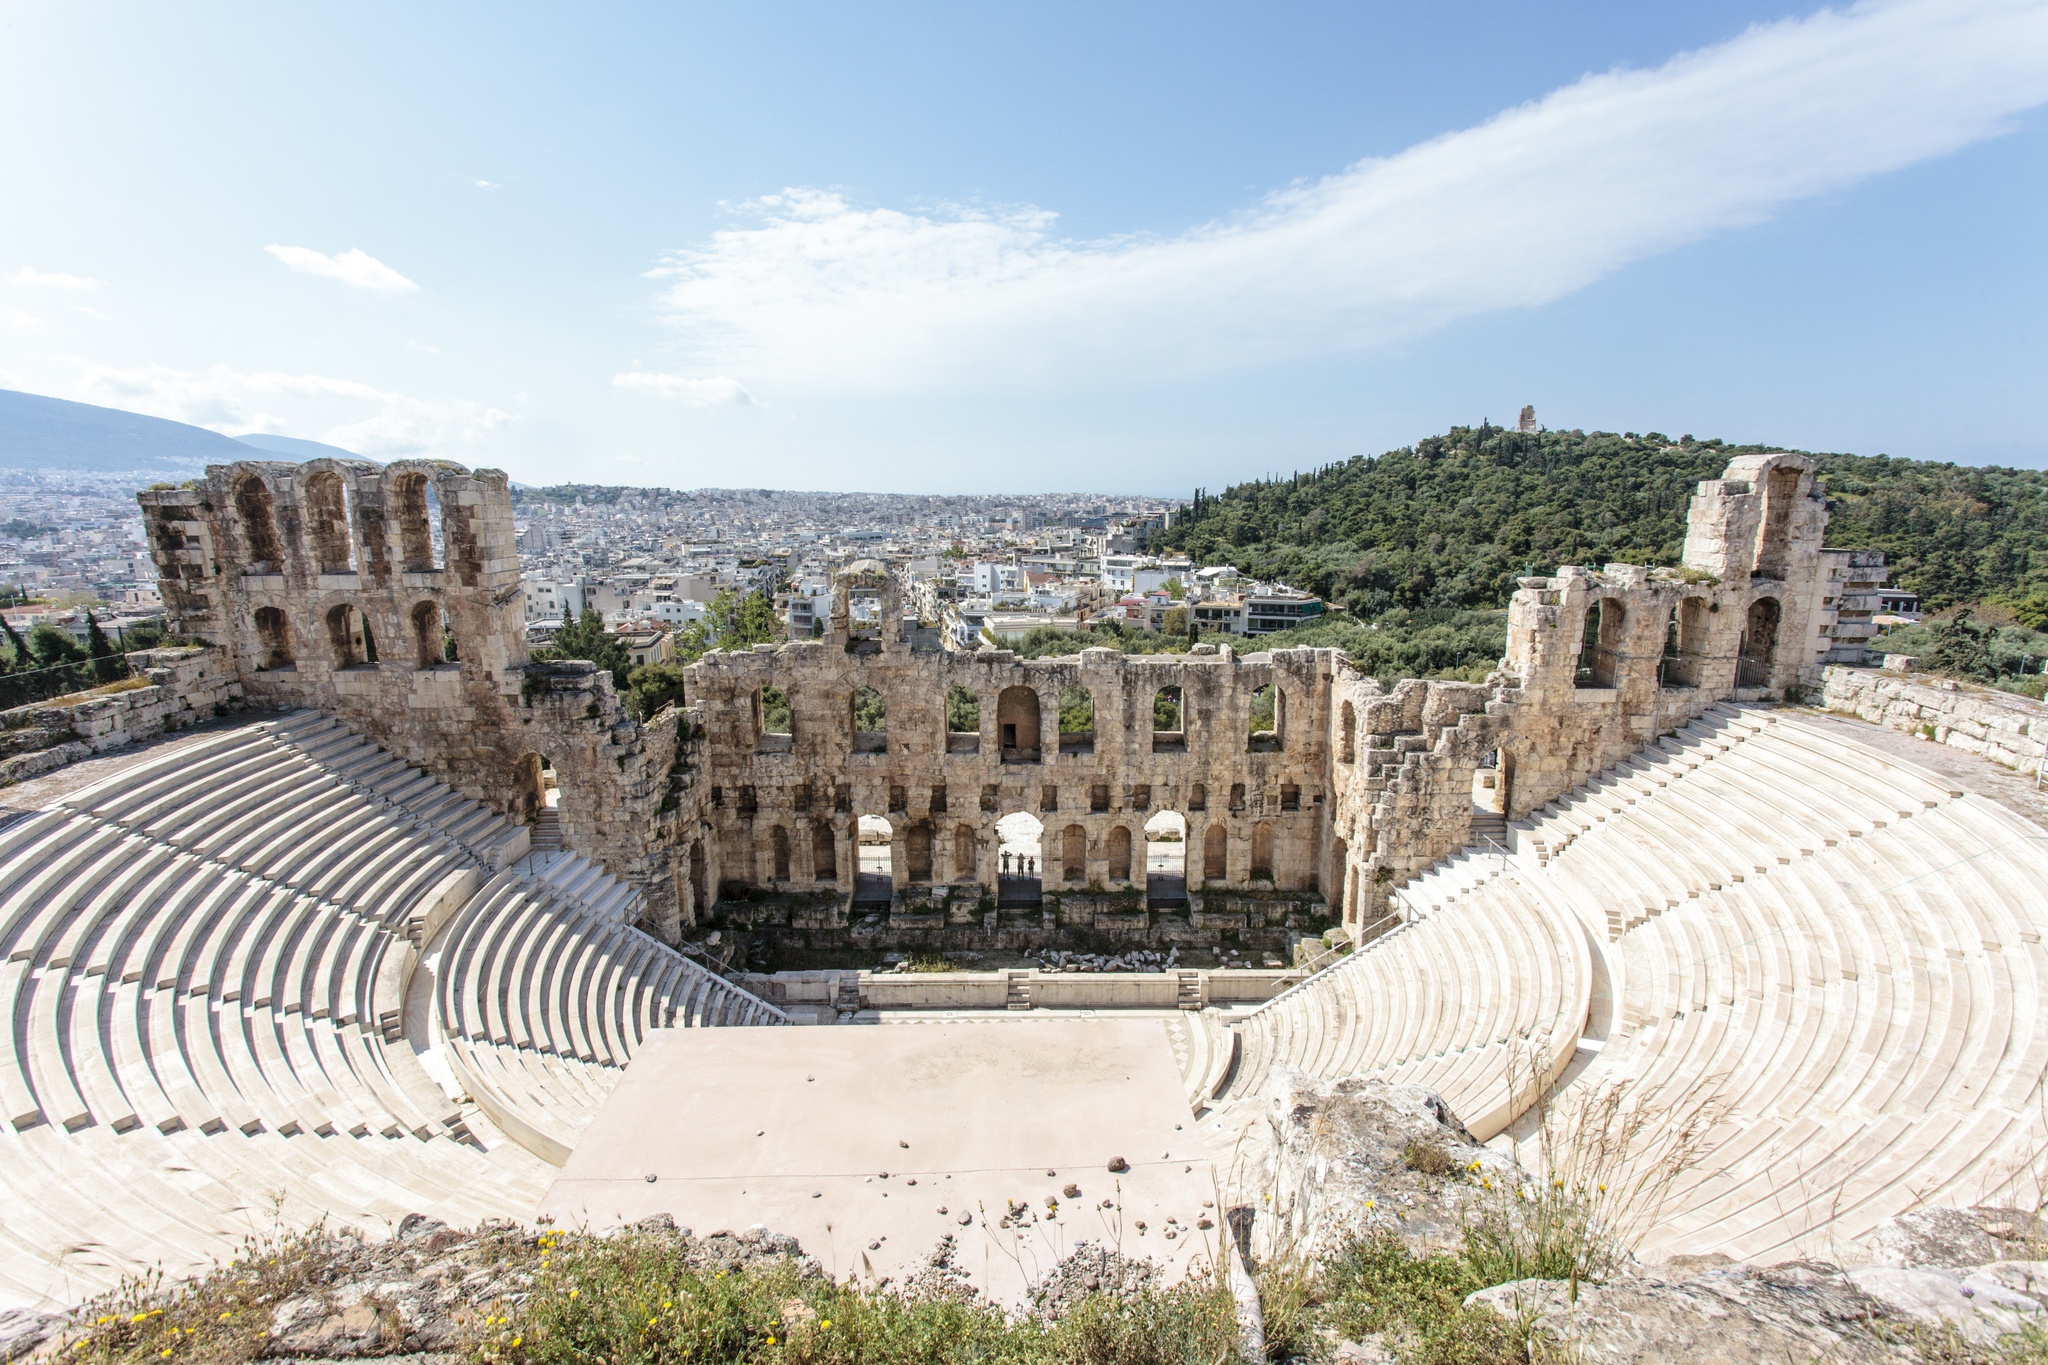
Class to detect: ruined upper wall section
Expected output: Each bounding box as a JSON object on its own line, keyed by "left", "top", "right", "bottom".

{"left": 1680, "top": 453, "right": 1829, "bottom": 585}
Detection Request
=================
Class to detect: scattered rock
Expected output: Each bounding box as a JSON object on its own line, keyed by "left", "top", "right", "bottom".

{"left": 1468, "top": 1260, "right": 1924, "bottom": 1363}
{"left": 1107, "top": 1157, "right": 1129, "bottom": 1173}
{"left": 1846, "top": 1262, "right": 2047, "bottom": 1345}
{"left": 1030, "top": 1242, "right": 1158, "bottom": 1319}
{"left": 1852, "top": 1206, "right": 2042, "bottom": 1270}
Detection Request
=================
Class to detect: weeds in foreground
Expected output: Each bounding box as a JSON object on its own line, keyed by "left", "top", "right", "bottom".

{"left": 1300, "top": 1233, "right": 1528, "bottom": 1365}
{"left": 480, "top": 1225, "right": 1244, "bottom": 1365}
{"left": 58, "top": 1225, "right": 355, "bottom": 1365}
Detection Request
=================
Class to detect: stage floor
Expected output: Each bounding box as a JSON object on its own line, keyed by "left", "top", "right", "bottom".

{"left": 540, "top": 1018, "right": 1223, "bottom": 1303}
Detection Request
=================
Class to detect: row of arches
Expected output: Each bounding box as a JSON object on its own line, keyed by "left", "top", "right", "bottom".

{"left": 1571, "top": 595, "right": 1781, "bottom": 692}
{"left": 747, "top": 809, "right": 1289, "bottom": 895}
{"left": 230, "top": 469, "right": 454, "bottom": 579}
{"left": 751, "top": 681, "right": 1293, "bottom": 758}
{"left": 250, "top": 600, "right": 457, "bottom": 672}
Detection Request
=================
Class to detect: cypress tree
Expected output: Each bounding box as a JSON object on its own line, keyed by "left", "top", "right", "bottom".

{"left": 86, "top": 609, "right": 123, "bottom": 684}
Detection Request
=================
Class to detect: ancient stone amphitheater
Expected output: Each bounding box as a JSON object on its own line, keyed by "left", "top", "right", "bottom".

{"left": 0, "top": 451, "right": 2043, "bottom": 1308}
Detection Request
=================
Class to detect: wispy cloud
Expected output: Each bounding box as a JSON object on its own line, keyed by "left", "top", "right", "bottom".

{"left": 1, "top": 306, "right": 39, "bottom": 329}
{"left": 12, "top": 267, "right": 102, "bottom": 291}
{"left": 472, "top": 179, "right": 502, "bottom": 191}
{"left": 611, "top": 371, "right": 754, "bottom": 407}
{"left": 643, "top": 0, "right": 2048, "bottom": 394}
{"left": 264, "top": 245, "right": 419, "bottom": 293}
{"left": 71, "top": 362, "right": 509, "bottom": 455}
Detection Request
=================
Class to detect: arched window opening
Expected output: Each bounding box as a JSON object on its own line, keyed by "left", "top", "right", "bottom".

{"left": 997, "top": 811, "right": 1044, "bottom": 906}
{"left": 688, "top": 840, "right": 708, "bottom": 922}
{"left": 946, "top": 685, "right": 980, "bottom": 754}
{"left": 1202, "top": 823, "right": 1228, "bottom": 881}
{"left": 1662, "top": 597, "right": 1710, "bottom": 688}
{"left": 1247, "top": 684, "right": 1280, "bottom": 751}
{"left": 1338, "top": 700, "right": 1357, "bottom": 765}
{"left": 303, "top": 471, "right": 354, "bottom": 575}
{"left": 1738, "top": 597, "right": 1782, "bottom": 688}
{"left": 1058, "top": 686, "right": 1094, "bottom": 756}
{"left": 997, "top": 686, "right": 1041, "bottom": 763}
{"left": 411, "top": 600, "right": 455, "bottom": 668}
{"left": 1577, "top": 598, "right": 1624, "bottom": 689}
{"left": 854, "top": 815, "right": 894, "bottom": 908}
{"left": 1472, "top": 748, "right": 1508, "bottom": 818}
{"left": 1106, "top": 825, "right": 1133, "bottom": 883}
{"left": 253, "top": 607, "right": 293, "bottom": 670}
{"left": 325, "top": 603, "right": 376, "bottom": 668}
{"left": 515, "top": 752, "right": 559, "bottom": 826}
{"left": 392, "top": 473, "right": 440, "bottom": 572}
{"left": 952, "top": 823, "right": 978, "bottom": 881}
{"left": 1152, "top": 685, "right": 1184, "bottom": 753}
{"left": 1060, "top": 823, "right": 1087, "bottom": 885}
{"left": 770, "top": 826, "right": 792, "bottom": 882}
{"left": 1143, "top": 810, "right": 1187, "bottom": 908}
{"left": 852, "top": 685, "right": 887, "bottom": 754}
{"left": 904, "top": 822, "right": 934, "bottom": 883}
{"left": 1754, "top": 466, "right": 1801, "bottom": 580}
{"left": 756, "top": 685, "right": 792, "bottom": 751}
{"left": 1188, "top": 782, "right": 1207, "bottom": 812}
{"left": 812, "top": 821, "right": 836, "bottom": 881}
{"left": 1250, "top": 822, "right": 1275, "bottom": 881}
{"left": 234, "top": 475, "right": 283, "bottom": 572}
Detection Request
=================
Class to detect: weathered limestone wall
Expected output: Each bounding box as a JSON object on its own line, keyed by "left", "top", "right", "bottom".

{"left": 1822, "top": 665, "right": 2047, "bottom": 780}
{"left": 0, "top": 646, "right": 242, "bottom": 786}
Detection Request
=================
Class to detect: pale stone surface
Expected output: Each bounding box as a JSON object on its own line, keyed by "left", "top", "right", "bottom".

{"left": 540, "top": 1020, "right": 1221, "bottom": 1305}
{"left": 1822, "top": 665, "right": 2046, "bottom": 781}
{"left": 1468, "top": 1262, "right": 1923, "bottom": 1363}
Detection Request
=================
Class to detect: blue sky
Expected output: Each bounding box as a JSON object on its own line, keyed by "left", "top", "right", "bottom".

{"left": 1, "top": 1, "right": 2045, "bottom": 491}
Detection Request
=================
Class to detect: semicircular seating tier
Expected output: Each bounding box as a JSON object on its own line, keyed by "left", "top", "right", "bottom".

{"left": 1192, "top": 704, "right": 2048, "bottom": 1262}
{"left": 0, "top": 710, "right": 784, "bottom": 1310}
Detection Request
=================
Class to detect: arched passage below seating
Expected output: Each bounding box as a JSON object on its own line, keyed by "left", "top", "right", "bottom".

{"left": 996, "top": 810, "right": 1043, "bottom": 907}
{"left": 853, "top": 815, "right": 894, "bottom": 908}
{"left": 1144, "top": 809, "right": 1187, "bottom": 908}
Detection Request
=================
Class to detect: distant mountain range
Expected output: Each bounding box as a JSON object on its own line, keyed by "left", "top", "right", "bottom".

{"left": 0, "top": 388, "right": 362, "bottom": 474}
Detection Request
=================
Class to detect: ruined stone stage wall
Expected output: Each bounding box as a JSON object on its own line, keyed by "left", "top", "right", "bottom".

{"left": 140, "top": 451, "right": 1844, "bottom": 950}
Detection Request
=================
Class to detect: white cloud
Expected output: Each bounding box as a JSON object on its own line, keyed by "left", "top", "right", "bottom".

{"left": 264, "top": 245, "right": 419, "bottom": 293}
{"left": 70, "top": 362, "right": 510, "bottom": 455}
{"left": 1, "top": 306, "right": 39, "bottom": 329}
{"left": 473, "top": 179, "right": 502, "bottom": 191}
{"left": 644, "top": 0, "right": 2048, "bottom": 393}
{"left": 12, "top": 267, "right": 102, "bottom": 291}
{"left": 611, "top": 371, "right": 755, "bottom": 407}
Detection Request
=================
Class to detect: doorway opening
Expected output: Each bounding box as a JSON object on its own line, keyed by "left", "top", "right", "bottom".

{"left": 996, "top": 810, "right": 1044, "bottom": 908}
{"left": 1144, "top": 810, "right": 1188, "bottom": 908}
{"left": 854, "top": 815, "right": 894, "bottom": 907}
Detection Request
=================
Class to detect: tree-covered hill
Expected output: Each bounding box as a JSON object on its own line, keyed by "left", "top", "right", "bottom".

{"left": 1159, "top": 426, "right": 2048, "bottom": 623}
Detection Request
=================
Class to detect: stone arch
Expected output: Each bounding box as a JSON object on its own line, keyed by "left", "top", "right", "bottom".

{"left": 1754, "top": 464, "right": 1803, "bottom": 580}
{"left": 997, "top": 810, "right": 1044, "bottom": 905}
{"left": 688, "top": 839, "right": 708, "bottom": 920}
{"left": 233, "top": 473, "right": 283, "bottom": 572}
{"left": 852, "top": 685, "right": 886, "bottom": 753}
{"left": 812, "top": 820, "right": 837, "bottom": 881}
{"left": 302, "top": 469, "right": 354, "bottom": 574}
{"left": 854, "top": 814, "right": 894, "bottom": 906}
{"left": 1057, "top": 685, "right": 1094, "bottom": 755}
{"left": 1248, "top": 684, "right": 1281, "bottom": 751}
{"left": 1338, "top": 699, "right": 1357, "bottom": 764}
{"left": 952, "top": 822, "right": 978, "bottom": 880}
{"left": 1250, "top": 821, "right": 1275, "bottom": 880}
{"left": 411, "top": 600, "right": 453, "bottom": 668}
{"left": 770, "top": 825, "right": 792, "bottom": 881}
{"left": 1662, "top": 596, "right": 1711, "bottom": 688}
{"left": 1739, "top": 596, "right": 1782, "bottom": 687}
{"left": 253, "top": 606, "right": 293, "bottom": 670}
{"left": 904, "top": 821, "right": 934, "bottom": 883}
{"left": 997, "top": 686, "right": 1041, "bottom": 762}
{"left": 325, "top": 602, "right": 376, "bottom": 667}
{"left": 1106, "top": 824, "right": 1132, "bottom": 882}
{"left": 1061, "top": 823, "right": 1087, "bottom": 884}
{"left": 945, "top": 685, "right": 980, "bottom": 753}
{"left": 1203, "top": 823, "right": 1228, "bottom": 880}
{"left": 390, "top": 471, "right": 439, "bottom": 572}
{"left": 1578, "top": 598, "right": 1624, "bottom": 689}
{"left": 1143, "top": 809, "right": 1187, "bottom": 907}
{"left": 1152, "top": 685, "right": 1184, "bottom": 752}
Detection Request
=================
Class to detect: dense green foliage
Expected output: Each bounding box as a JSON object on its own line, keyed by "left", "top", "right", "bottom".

{"left": 853, "top": 685, "right": 886, "bottom": 732}
{"left": 709, "top": 588, "right": 781, "bottom": 649}
{"left": 1163, "top": 425, "right": 2048, "bottom": 619}
{"left": 531, "top": 609, "right": 632, "bottom": 687}
{"left": 1871, "top": 611, "right": 2048, "bottom": 699}
{"left": 945, "top": 685, "right": 978, "bottom": 733}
